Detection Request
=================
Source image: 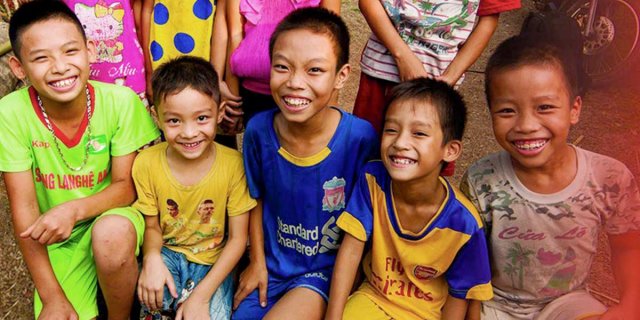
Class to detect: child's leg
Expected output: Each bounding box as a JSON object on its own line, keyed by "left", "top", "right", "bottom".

{"left": 91, "top": 207, "right": 145, "bottom": 319}
{"left": 535, "top": 290, "right": 606, "bottom": 320}
{"left": 34, "top": 223, "right": 99, "bottom": 319}
{"left": 352, "top": 73, "right": 395, "bottom": 135}
{"left": 139, "top": 247, "right": 188, "bottom": 317}
{"left": 342, "top": 292, "right": 392, "bottom": 320}
{"left": 263, "top": 287, "right": 325, "bottom": 320}
{"left": 262, "top": 269, "right": 332, "bottom": 320}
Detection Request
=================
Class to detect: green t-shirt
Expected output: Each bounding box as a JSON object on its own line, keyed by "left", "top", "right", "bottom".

{"left": 0, "top": 81, "right": 160, "bottom": 213}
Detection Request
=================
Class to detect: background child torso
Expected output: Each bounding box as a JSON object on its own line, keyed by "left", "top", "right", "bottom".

{"left": 65, "top": 0, "right": 147, "bottom": 94}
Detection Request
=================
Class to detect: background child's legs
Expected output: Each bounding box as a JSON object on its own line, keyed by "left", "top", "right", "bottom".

{"left": 352, "top": 73, "right": 395, "bottom": 135}
{"left": 342, "top": 292, "right": 392, "bottom": 320}
{"left": 535, "top": 290, "right": 606, "bottom": 320}
{"left": 92, "top": 207, "right": 144, "bottom": 319}
{"left": 240, "top": 86, "right": 279, "bottom": 127}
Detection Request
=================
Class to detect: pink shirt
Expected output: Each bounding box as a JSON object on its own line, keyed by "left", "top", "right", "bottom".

{"left": 64, "top": 0, "right": 147, "bottom": 95}
{"left": 230, "top": 0, "right": 320, "bottom": 95}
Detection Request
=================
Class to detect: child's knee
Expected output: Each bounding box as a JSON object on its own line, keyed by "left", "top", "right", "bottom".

{"left": 92, "top": 215, "right": 137, "bottom": 263}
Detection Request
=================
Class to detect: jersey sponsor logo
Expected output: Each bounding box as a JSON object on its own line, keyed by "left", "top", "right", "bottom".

{"left": 88, "top": 135, "right": 108, "bottom": 154}
{"left": 414, "top": 265, "right": 438, "bottom": 281}
{"left": 322, "top": 176, "right": 346, "bottom": 212}
{"left": 32, "top": 140, "right": 51, "bottom": 148}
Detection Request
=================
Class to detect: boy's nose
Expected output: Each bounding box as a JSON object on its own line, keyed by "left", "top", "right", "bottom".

{"left": 392, "top": 131, "right": 411, "bottom": 150}
{"left": 286, "top": 71, "right": 304, "bottom": 89}
{"left": 51, "top": 58, "right": 70, "bottom": 74}
{"left": 514, "top": 112, "right": 540, "bottom": 133}
{"left": 181, "top": 122, "right": 198, "bottom": 138}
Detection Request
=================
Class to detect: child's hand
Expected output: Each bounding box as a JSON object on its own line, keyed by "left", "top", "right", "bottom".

{"left": 137, "top": 254, "right": 178, "bottom": 311}
{"left": 20, "top": 202, "right": 78, "bottom": 245}
{"left": 221, "top": 105, "right": 244, "bottom": 134}
{"left": 396, "top": 52, "right": 428, "bottom": 82}
{"left": 40, "top": 296, "right": 78, "bottom": 320}
{"left": 175, "top": 292, "right": 210, "bottom": 320}
{"left": 233, "top": 260, "right": 268, "bottom": 309}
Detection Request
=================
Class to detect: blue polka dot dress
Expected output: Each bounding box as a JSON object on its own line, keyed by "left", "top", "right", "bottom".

{"left": 149, "top": 0, "right": 216, "bottom": 69}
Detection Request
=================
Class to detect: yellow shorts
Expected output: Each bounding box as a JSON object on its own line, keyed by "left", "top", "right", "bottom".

{"left": 343, "top": 292, "right": 393, "bottom": 320}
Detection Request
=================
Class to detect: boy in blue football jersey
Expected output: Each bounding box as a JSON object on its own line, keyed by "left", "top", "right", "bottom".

{"left": 231, "top": 7, "right": 378, "bottom": 320}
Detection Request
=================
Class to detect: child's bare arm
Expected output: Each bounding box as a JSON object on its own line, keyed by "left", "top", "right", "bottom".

{"left": 438, "top": 14, "right": 499, "bottom": 86}
{"left": 132, "top": 0, "right": 144, "bottom": 46}
{"left": 140, "top": 0, "right": 154, "bottom": 102}
{"left": 442, "top": 295, "right": 469, "bottom": 320}
{"left": 233, "top": 200, "right": 269, "bottom": 309}
{"left": 325, "top": 234, "right": 365, "bottom": 320}
{"left": 20, "top": 153, "right": 137, "bottom": 244}
{"left": 321, "top": 0, "right": 341, "bottom": 14}
{"left": 137, "top": 214, "right": 177, "bottom": 311}
{"left": 359, "top": 0, "right": 427, "bottom": 81}
{"left": 465, "top": 299, "right": 481, "bottom": 320}
{"left": 4, "top": 171, "right": 78, "bottom": 319}
{"left": 220, "top": 0, "right": 244, "bottom": 133}
{"left": 601, "top": 232, "right": 640, "bottom": 318}
{"left": 176, "top": 212, "right": 250, "bottom": 319}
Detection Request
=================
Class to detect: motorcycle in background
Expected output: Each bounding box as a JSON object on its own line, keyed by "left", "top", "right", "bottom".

{"left": 542, "top": 0, "right": 640, "bottom": 84}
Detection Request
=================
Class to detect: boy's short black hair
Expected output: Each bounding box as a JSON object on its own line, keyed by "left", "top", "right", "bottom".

{"left": 269, "top": 7, "right": 349, "bottom": 70}
{"left": 9, "top": 0, "right": 86, "bottom": 59}
{"left": 385, "top": 78, "right": 467, "bottom": 144}
{"left": 152, "top": 56, "right": 221, "bottom": 105}
{"left": 485, "top": 35, "right": 579, "bottom": 101}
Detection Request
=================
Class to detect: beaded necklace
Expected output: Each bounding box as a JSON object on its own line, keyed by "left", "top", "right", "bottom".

{"left": 36, "top": 87, "right": 92, "bottom": 172}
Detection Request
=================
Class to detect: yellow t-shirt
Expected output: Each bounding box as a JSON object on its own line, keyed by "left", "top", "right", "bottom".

{"left": 133, "top": 142, "right": 256, "bottom": 265}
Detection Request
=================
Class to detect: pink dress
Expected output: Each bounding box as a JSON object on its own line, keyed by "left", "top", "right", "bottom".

{"left": 230, "top": 0, "right": 320, "bottom": 95}
{"left": 64, "top": 0, "right": 147, "bottom": 96}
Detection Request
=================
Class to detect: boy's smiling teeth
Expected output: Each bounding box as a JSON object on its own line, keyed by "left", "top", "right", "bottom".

{"left": 182, "top": 141, "right": 201, "bottom": 148}
{"left": 390, "top": 156, "right": 416, "bottom": 165}
{"left": 283, "top": 97, "right": 310, "bottom": 107}
{"left": 50, "top": 77, "right": 76, "bottom": 88}
{"left": 513, "top": 139, "right": 548, "bottom": 150}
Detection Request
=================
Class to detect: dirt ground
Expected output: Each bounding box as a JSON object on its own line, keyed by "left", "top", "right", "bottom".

{"left": 2, "top": 0, "right": 639, "bottom": 318}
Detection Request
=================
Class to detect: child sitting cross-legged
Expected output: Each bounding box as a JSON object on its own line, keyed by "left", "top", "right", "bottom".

{"left": 326, "top": 78, "right": 493, "bottom": 320}
{"left": 231, "top": 7, "right": 378, "bottom": 320}
{"left": 134, "top": 56, "right": 256, "bottom": 319}
{"left": 462, "top": 35, "right": 640, "bottom": 319}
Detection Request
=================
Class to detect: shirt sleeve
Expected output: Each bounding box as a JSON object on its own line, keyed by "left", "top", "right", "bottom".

{"left": 132, "top": 153, "right": 159, "bottom": 216}
{"left": 242, "top": 124, "right": 263, "bottom": 199}
{"left": 337, "top": 168, "right": 374, "bottom": 242}
{"left": 477, "top": 0, "right": 521, "bottom": 16}
{"left": 110, "top": 88, "right": 160, "bottom": 156}
{"left": 445, "top": 227, "right": 493, "bottom": 300}
{"left": 605, "top": 164, "right": 640, "bottom": 234}
{"left": 0, "top": 94, "right": 33, "bottom": 172}
{"left": 460, "top": 170, "right": 492, "bottom": 232}
{"left": 226, "top": 156, "right": 257, "bottom": 216}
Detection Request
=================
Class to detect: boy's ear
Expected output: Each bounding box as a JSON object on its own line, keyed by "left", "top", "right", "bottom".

{"left": 333, "top": 63, "right": 351, "bottom": 90}
{"left": 8, "top": 56, "right": 27, "bottom": 80}
{"left": 216, "top": 101, "right": 227, "bottom": 124}
{"left": 443, "top": 140, "right": 462, "bottom": 163}
{"left": 86, "top": 40, "right": 97, "bottom": 63}
{"left": 570, "top": 95, "right": 582, "bottom": 125}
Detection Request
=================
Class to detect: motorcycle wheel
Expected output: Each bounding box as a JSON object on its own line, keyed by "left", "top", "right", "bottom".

{"left": 561, "top": 0, "right": 640, "bottom": 84}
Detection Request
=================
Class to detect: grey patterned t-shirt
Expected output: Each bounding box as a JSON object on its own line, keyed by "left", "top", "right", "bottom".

{"left": 461, "top": 147, "right": 640, "bottom": 313}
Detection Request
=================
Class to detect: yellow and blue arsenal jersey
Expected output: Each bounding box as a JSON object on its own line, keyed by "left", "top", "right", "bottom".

{"left": 337, "top": 161, "right": 492, "bottom": 320}
{"left": 243, "top": 108, "right": 378, "bottom": 280}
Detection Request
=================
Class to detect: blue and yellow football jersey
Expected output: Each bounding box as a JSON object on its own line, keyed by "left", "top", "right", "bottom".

{"left": 243, "top": 108, "right": 378, "bottom": 281}
{"left": 337, "top": 161, "right": 492, "bottom": 320}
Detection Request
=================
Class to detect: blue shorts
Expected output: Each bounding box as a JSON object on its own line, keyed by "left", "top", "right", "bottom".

{"left": 140, "top": 247, "right": 233, "bottom": 320}
{"left": 232, "top": 269, "right": 331, "bottom": 320}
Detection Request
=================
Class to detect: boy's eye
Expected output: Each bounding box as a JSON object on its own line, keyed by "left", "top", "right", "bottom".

{"left": 494, "top": 107, "right": 515, "bottom": 114}
{"left": 538, "top": 104, "right": 555, "bottom": 111}
{"left": 309, "top": 67, "right": 323, "bottom": 73}
{"left": 414, "top": 131, "right": 428, "bottom": 137}
{"left": 66, "top": 49, "right": 79, "bottom": 54}
{"left": 197, "top": 115, "right": 209, "bottom": 121}
{"left": 33, "top": 56, "right": 47, "bottom": 62}
{"left": 166, "top": 118, "right": 180, "bottom": 124}
{"left": 383, "top": 128, "right": 398, "bottom": 134}
{"left": 273, "top": 64, "right": 288, "bottom": 71}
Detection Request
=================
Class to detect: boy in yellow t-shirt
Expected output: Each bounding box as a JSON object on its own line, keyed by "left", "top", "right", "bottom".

{"left": 133, "top": 56, "right": 255, "bottom": 319}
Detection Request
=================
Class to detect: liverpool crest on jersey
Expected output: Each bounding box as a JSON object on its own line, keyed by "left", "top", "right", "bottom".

{"left": 322, "top": 177, "right": 346, "bottom": 212}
